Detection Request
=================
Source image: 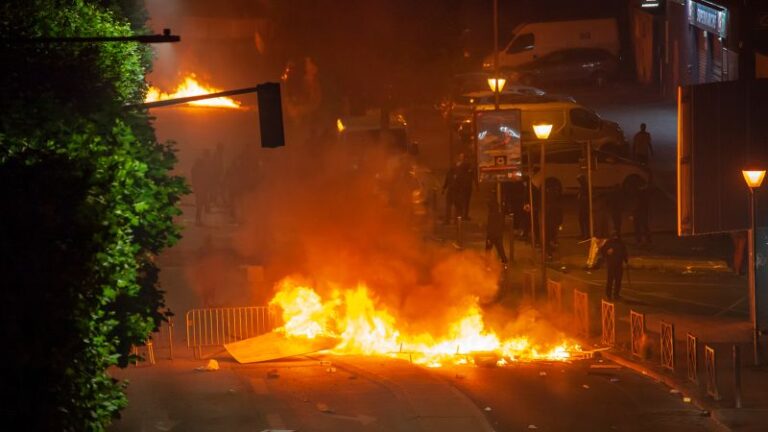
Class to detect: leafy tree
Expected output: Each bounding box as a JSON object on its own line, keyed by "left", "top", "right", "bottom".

{"left": 0, "top": 1, "right": 186, "bottom": 429}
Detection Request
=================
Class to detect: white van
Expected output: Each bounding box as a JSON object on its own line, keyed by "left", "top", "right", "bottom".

{"left": 483, "top": 19, "right": 620, "bottom": 70}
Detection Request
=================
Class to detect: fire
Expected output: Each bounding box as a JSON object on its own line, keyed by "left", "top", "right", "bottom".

{"left": 269, "top": 278, "right": 581, "bottom": 366}
{"left": 146, "top": 74, "right": 241, "bottom": 108}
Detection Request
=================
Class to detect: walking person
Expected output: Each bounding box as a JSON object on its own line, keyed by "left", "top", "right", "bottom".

{"left": 456, "top": 155, "right": 475, "bottom": 221}
{"left": 633, "top": 186, "right": 651, "bottom": 246}
{"left": 485, "top": 199, "right": 508, "bottom": 266}
{"left": 442, "top": 153, "right": 464, "bottom": 223}
{"left": 577, "top": 174, "right": 590, "bottom": 239}
{"left": 632, "top": 123, "right": 654, "bottom": 165}
{"left": 599, "top": 231, "right": 629, "bottom": 300}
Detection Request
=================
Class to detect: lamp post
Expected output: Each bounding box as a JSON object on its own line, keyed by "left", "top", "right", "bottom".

{"left": 742, "top": 168, "right": 766, "bottom": 365}
{"left": 533, "top": 123, "right": 553, "bottom": 287}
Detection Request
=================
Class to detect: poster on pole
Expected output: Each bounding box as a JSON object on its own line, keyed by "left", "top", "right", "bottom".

{"left": 475, "top": 109, "right": 522, "bottom": 183}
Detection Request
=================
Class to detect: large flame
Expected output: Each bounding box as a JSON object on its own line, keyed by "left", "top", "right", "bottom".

{"left": 269, "top": 278, "right": 581, "bottom": 367}
{"left": 146, "top": 74, "right": 241, "bottom": 108}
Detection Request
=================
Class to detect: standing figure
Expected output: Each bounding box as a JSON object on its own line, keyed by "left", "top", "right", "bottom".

{"left": 545, "top": 182, "right": 563, "bottom": 255}
{"left": 485, "top": 200, "right": 508, "bottom": 265}
{"left": 577, "top": 174, "right": 590, "bottom": 239}
{"left": 599, "top": 231, "right": 629, "bottom": 300}
{"left": 632, "top": 123, "right": 654, "bottom": 165}
{"left": 442, "top": 153, "right": 462, "bottom": 223}
{"left": 633, "top": 186, "right": 651, "bottom": 246}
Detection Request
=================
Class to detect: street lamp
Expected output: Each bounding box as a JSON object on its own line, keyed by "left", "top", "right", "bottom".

{"left": 742, "top": 168, "right": 765, "bottom": 365}
{"left": 487, "top": 77, "right": 507, "bottom": 93}
{"left": 534, "top": 122, "right": 553, "bottom": 288}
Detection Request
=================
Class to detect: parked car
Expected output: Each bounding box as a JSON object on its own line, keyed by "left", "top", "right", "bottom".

{"left": 483, "top": 18, "right": 620, "bottom": 70}
{"left": 507, "top": 48, "right": 620, "bottom": 87}
{"left": 530, "top": 146, "right": 650, "bottom": 195}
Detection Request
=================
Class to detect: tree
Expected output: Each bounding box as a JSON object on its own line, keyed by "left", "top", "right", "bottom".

{"left": 0, "top": 1, "right": 186, "bottom": 429}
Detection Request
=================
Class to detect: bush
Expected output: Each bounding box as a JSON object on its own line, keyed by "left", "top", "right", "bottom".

{"left": 0, "top": 1, "right": 186, "bottom": 429}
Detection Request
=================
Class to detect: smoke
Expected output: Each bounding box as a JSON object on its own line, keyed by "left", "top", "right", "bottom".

{"left": 223, "top": 130, "right": 500, "bottom": 338}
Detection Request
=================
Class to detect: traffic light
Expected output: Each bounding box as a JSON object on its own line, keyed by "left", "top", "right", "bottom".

{"left": 257, "top": 82, "right": 285, "bottom": 148}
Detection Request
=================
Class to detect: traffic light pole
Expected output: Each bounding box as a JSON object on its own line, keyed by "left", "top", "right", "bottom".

{"left": 125, "top": 86, "right": 262, "bottom": 109}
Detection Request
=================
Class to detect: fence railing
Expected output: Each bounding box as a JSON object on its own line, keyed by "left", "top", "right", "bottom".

{"left": 573, "top": 290, "right": 589, "bottom": 338}
{"left": 601, "top": 300, "right": 615, "bottom": 346}
{"left": 547, "top": 279, "right": 562, "bottom": 312}
{"left": 660, "top": 321, "right": 675, "bottom": 371}
{"left": 630, "top": 310, "right": 646, "bottom": 358}
{"left": 705, "top": 345, "right": 720, "bottom": 400}
{"left": 687, "top": 333, "right": 698, "bottom": 383}
{"left": 186, "top": 306, "right": 278, "bottom": 358}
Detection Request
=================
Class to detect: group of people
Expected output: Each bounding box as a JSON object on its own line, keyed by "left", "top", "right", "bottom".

{"left": 442, "top": 152, "right": 475, "bottom": 223}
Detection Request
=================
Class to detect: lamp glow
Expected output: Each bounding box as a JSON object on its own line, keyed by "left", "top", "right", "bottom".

{"left": 487, "top": 77, "right": 506, "bottom": 93}
{"left": 532, "top": 123, "right": 553, "bottom": 140}
{"left": 336, "top": 118, "right": 345, "bottom": 133}
{"left": 742, "top": 170, "right": 766, "bottom": 189}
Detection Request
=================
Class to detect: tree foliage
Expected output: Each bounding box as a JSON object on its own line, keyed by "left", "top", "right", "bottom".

{"left": 0, "top": 1, "right": 186, "bottom": 429}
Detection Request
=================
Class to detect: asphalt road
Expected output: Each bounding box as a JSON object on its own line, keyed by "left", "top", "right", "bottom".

{"left": 433, "top": 357, "right": 720, "bottom": 432}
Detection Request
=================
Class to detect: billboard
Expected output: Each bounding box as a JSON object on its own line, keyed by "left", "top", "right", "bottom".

{"left": 678, "top": 79, "right": 768, "bottom": 236}
{"left": 475, "top": 109, "right": 523, "bottom": 183}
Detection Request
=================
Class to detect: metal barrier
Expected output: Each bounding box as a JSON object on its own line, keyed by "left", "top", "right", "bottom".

{"left": 630, "top": 310, "right": 646, "bottom": 358}
{"left": 687, "top": 333, "right": 698, "bottom": 383}
{"left": 130, "top": 316, "right": 174, "bottom": 365}
{"left": 601, "top": 300, "right": 615, "bottom": 346}
{"left": 547, "top": 279, "right": 562, "bottom": 312}
{"left": 523, "top": 270, "right": 537, "bottom": 300}
{"left": 186, "top": 306, "right": 277, "bottom": 358}
{"left": 660, "top": 321, "right": 675, "bottom": 371}
{"left": 573, "top": 290, "right": 589, "bottom": 338}
{"left": 705, "top": 345, "right": 720, "bottom": 400}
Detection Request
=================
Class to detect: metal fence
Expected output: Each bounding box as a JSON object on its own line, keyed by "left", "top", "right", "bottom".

{"left": 186, "top": 306, "right": 278, "bottom": 358}
{"left": 660, "top": 321, "right": 675, "bottom": 371}
{"left": 705, "top": 345, "right": 720, "bottom": 400}
{"left": 547, "top": 279, "right": 562, "bottom": 312}
{"left": 630, "top": 310, "right": 646, "bottom": 358}
{"left": 601, "top": 300, "right": 615, "bottom": 346}
{"left": 573, "top": 290, "right": 589, "bottom": 338}
{"left": 687, "top": 333, "right": 698, "bottom": 383}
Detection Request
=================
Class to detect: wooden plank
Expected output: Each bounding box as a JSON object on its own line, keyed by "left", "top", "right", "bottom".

{"left": 225, "top": 332, "right": 338, "bottom": 363}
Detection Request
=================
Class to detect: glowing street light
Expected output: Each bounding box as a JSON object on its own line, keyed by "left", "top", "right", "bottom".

{"left": 532, "top": 123, "right": 553, "bottom": 140}
{"left": 487, "top": 77, "right": 507, "bottom": 93}
{"left": 534, "top": 122, "right": 553, "bottom": 287}
{"left": 742, "top": 168, "right": 766, "bottom": 365}
{"left": 743, "top": 170, "right": 766, "bottom": 189}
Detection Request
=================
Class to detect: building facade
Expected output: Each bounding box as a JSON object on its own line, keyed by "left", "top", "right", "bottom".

{"left": 629, "top": 0, "right": 768, "bottom": 95}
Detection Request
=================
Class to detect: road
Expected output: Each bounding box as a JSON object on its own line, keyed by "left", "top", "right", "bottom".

{"left": 433, "top": 357, "right": 719, "bottom": 432}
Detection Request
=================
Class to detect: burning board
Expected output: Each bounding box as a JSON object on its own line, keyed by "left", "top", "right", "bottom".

{"left": 225, "top": 332, "right": 338, "bottom": 364}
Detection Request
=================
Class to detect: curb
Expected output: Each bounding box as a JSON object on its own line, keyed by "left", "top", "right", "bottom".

{"left": 599, "top": 350, "right": 732, "bottom": 432}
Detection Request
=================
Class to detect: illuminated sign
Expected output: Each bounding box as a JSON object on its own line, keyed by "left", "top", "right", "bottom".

{"left": 474, "top": 109, "right": 523, "bottom": 183}
{"left": 688, "top": 0, "right": 728, "bottom": 38}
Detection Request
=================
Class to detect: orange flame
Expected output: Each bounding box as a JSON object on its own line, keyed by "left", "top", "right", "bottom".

{"left": 269, "top": 278, "right": 581, "bottom": 366}
{"left": 146, "top": 74, "right": 241, "bottom": 108}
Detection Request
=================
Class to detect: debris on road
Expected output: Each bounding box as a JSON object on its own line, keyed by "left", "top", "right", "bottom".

{"left": 669, "top": 389, "right": 680, "bottom": 394}
{"left": 609, "top": 378, "right": 620, "bottom": 383}
{"left": 194, "top": 359, "right": 219, "bottom": 371}
{"left": 317, "top": 403, "right": 334, "bottom": 413}
{"left": 225, "top": 332, "right": 338, "bottom": 363}
{"left": 528, "top": 425, "right": 538, "bottom": 429}
{"left": 582, "top": 384, "right": 590, "bottom": 389}
{"left": 267, "top": 369, "right": 280, "bottom": 379}
{"left": 683, "top": 397, "right": 692, "bottom": 403}
{"left": 539, "top": 371, "right": 547, "bottom": 377}
{"left": 484, "top": 406, "right": 492, "bottom": 411}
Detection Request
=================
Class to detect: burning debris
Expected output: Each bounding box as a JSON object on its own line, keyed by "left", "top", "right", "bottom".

{"left": 146, "top": 74, "right": 241, "bottom": 108}
{"left": 227, "top": 277, "right": 582, "bottom": 366}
